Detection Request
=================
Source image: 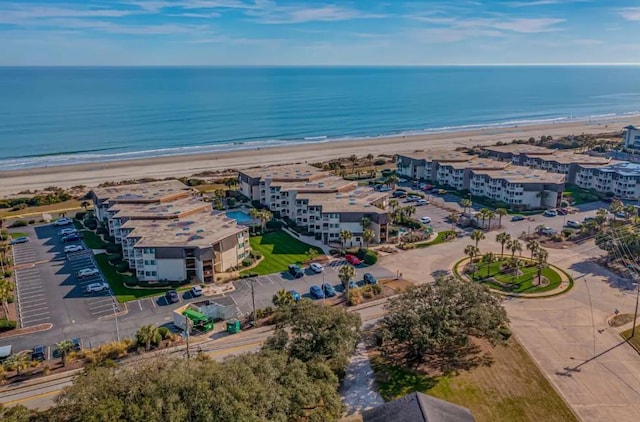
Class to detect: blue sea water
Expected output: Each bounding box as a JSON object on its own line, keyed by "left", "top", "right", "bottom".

{"left": 1, "top": 66, "right": 640, "bottom": 171}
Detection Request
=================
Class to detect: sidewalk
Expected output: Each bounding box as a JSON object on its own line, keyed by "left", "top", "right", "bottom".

{"left": 340, "top": 340, "right": 384, "bottom": 416}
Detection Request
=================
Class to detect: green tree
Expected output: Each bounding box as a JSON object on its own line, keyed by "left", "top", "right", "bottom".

{"left": 136, "top": 324, "right": 162, "bottom": 352}
{"left": 257, "top": 209, "right": 272, "bottom": 232}
{"left": 366, "top": 153, "right": 375, "bottom": 170}
{"left": 610, "top": 199, "right": 624, "bottom": 221}
{"left": 507, "top": 238, "right": 522, "bottom": 258}
{"left": 485, "top": 209, "right": 496, "bottom": 231}
{"left": 464, "top": 244, "right": 480, "bottom": 264}
{"left": 459, "top": 198, "right": 472, "bottom": 215}
{"left": 0, "top": 278, "right": 12, "bottom": 318}
{"left": 3, "top": 352, "right": 31, "bottom": 376}
{"left": 272, "top": 289, "right": 294, "bottom": 308}
{"left": 379, "top": 276, "right": 509, "bottom": 373}
{"left": 362, "top": 228, "right": 376, "bottom": 249}
{"left": 306, "top": 248, "right": 319, "bottom": 262}
{"left": 385, "top": 174, "right": 399, "bottom": 188}
{"left": 595, "top": 208, "right": 609, "bottom": 225}
{"left": 349, "top": 154, "right": 358, "bottom": 174}
{"left": 361, "top": 217, "right": 372, "bottom": 229}
{"left": 338, "top": 264, "right": 356, "bottom": 298}
{"left": 496, "top": 232, "right": 511, "bottom": 257}
{"left": 55, "top": 339, "right": 74, "bottom": 367}
{"left": 482, "top": 252, "right": 496, "bottom": 277}
{"left": 265, "top": 299, "right": 362, "bottom": 377}
{"left": 534, "top": 248, "right": 549, "bottom": 285}
{"left": 339, "top": 229, "right": 352, "bottom": 251}
{"left": 80, "top": 201, "right": 90, "bottom": 210}
{"left": 479, "top": 208, "right": 491, "bottom": 229}
{"left": 471, "top": 229, "right": 485, "bottom": 248}
{"left": 448, "top": 212, "right": 459, "bottom": 230}
{"left": 496, "top": 208, "right": 508, "bottom": 227}
{"left": 526, "top": 239, "right": 540, "bottom": 261}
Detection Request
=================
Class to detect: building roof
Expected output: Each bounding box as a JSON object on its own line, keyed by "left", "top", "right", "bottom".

{"left": 92, "top": 180, "right": 191, "bottom": 203}
{"left": 363, "top": 392, "right": 475, "bottom": 422}
{"left": 108, "top": 196, "right": 211, "bottom": 220}
{"left": 625, "top": 125, "right": 638, "bottom": 130}
{"left": 238, "top": 164, "right": 325, "bottom": 181}
{"left": 397, "top": 150, "right": 473, "bottom": 163}
{"left": 297, "top": 188, "right": 388, "bottom": 214}
{"left": 276, "top": 174, "right": 357, "bottom": 193}
{"left": 440, "top": 158, "right": 511, "bottom": 171}
{"left": 122, "top": 211, "right": 246, "bottom": 248}
{"left": 598, "top": 161, "right": 640, "bottom": 177}
{"left": 483, "top": 144, "right": 555, "bottom": 155}
{"left": 524, "top": 151, "right": 611, "bottom": 166}
{"left": 472, "top": 167, "right": 565, "bottom": 185}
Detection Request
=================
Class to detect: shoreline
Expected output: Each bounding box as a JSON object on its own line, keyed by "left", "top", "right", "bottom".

{"left": 0, "top": 117, "right": 635, "bottom": 197}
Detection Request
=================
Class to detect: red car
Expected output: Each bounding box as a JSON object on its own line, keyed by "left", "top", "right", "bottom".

{"left": 345, "top": 254, "right": 362, "bottom": 265}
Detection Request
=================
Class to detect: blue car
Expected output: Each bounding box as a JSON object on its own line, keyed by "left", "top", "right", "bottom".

{"left": 288, "top": 290, "right": 301, "bottom": 302}
{"left": 363, "top": 273, "right": 378, "bottom": 285}
{"left": 310, "top": 285, "right": 325, "bottom": 299}
{"left": 322, "top": 283, "right": 337, "bottom": 297}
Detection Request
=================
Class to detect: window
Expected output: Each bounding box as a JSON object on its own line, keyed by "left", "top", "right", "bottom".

{"left": 145, "top": 271, "right": 151, "bottom": 276}
{"left": 151, "top": 271, "right": 157, "bottom": 276}
{"left": 144, "top": 260, "right": 150, "bottom": 265}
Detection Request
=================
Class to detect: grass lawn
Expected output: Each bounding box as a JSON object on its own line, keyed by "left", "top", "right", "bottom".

{"left": 0, "top": 200, "right": 83, "bottom": 218}
{"left": 94, "top": 253, "right": 174, "bottom": 302}
{"left": 470, "top": 258, "right": 562, "bottom": 293}
{"left": 371, "top": 339, "right": 577, "bottom": 422}
{"left": 563, "top": 184, "right": 601, "bottom": 206}
{"left": 415, "top": 231, "right": 451, "bottom": 248}
{"left": 82, "top": 230, "right": 108, "bottom": 249}
{"left": 621, "top": 327, "right": 640, "bottom": 352}
{"left": 242, "top": 230, "right": 323, "bottom": 275}
{"left": 9, "top": 232, "right": 28, "bottom": 239}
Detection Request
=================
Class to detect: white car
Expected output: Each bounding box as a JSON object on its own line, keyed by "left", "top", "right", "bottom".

{"left": 407, "top": 195, "right": 421, "bottom": 202}
{"left": 378, "top": 186, "right": 392, "bottom": 192}
{"left": 540, "top": 226, "right": 557, "bottom": 235}
{"left": 309, "top": 262, "right": 324, "bottom": 273}
{"left": 416, "top": 199, "right": 429, "bottom": 206}
{"left": 58, "top": 228, "right": 77, "bottom": 236}
{"left": 190, "top": 285, "right": 203, "bottom": 297}
{"left": 543, "top": 210, "right": 557, "bottom": 217}
{"left": 64, "top": 244, "right": 84, "bottom": 253}
{"left": 54, "top": 218, "right": 73, "bottom": 226}
{"left": 85, "top": 282, "right": 109, "bottom": 293}
{"left": 77, "top": 268, "right": 99, "bottom": 279}
{"left": 420, "top": 216, "right": 431, "bottom": 224}
{"left": 565, "top": 220, "right": 582, "bottom": 229}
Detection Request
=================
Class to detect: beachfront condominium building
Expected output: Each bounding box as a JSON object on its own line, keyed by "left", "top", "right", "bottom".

{"left": 482, "top": 144, "right": 555, "bottom": 163}
{"left": 238, "top": 164, "right": 390, "bottom": 245}
{"left": 623, "top": 125, "right": 640, "bottom": 149}
{"left": 574, "top": 162, "right": 640, "bottom": 200}
{"left": 470, "top": 168, "right": 565, "bottom": 210}
{"left": 91, "top": 180, "right": 249, "bottom": 283}
{"left": 396, "top": 150, "right": 473, "bottom": 181}
{"left": 434, "top": 158, "right": 511, "bottom": 190}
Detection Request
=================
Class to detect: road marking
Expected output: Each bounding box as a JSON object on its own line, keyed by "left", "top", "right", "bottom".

{"left": 22, "top": 317, "right": 52, "bottom": 325}
{"left": 19, "top": 286, "right": 44, "bottom": 292}
{"left": 151, "top": 299, "right": 157, "bottom": 308}
{"left": 19, "top": 301, "right": 48, "bottom": 308}
{"left": 0, "top": 388, "right": 63, "bottom": 407}
{"left": 22, "top": 310, "right": 50, "bottom": 318}
{"left": 138, "top": 300, "right": 143, "bottom": 311}
{"left": 89, "top": 303, "right": 117, "bottom": 312}
{"left": 17, "top": 293, "right": 46, "bottom": 300}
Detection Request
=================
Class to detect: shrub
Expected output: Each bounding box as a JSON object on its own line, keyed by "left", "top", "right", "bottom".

{"left": 242, "top": 259, "right": 252, "bottom": 267}
{"left": 158, "top": 326, "right": 170, "bottom": 339}
{"left": 347, "top": 289, "right": 363, "bottom": 306}
{"left": 85, "top": 220, "right": 98, "bottom": 230}
{"left": 11, "top": 203, "right": 27, "bottom": 211}
{"left": 361, "top": 285, "right": 374, "bottom": 299}
{"left": 363, "top": 251, "right": 378, "bottom": 265}
{"left": 0, "top": 319, "right": 17, "bottom": 331}
{"left": 96, "top": 227, "right": 107, "bottom": 235}
{"left": 108, "top": 254, "right": 122, "bottom": 264}
{"left": 371, "top": 284, "right": 382, "bottom": 295}
{"left": 105, "top": 243, "right": 121, "bottom": 254}
{"left": 28, "top": 219, "right": 36, "bottom": 225}
{"left": 75, "top": 212, "right": 86, "bottom": 221}
{"left": 10, "top": 220, "right": 28, "bottom": 228}
{"left": 266, "top": 219, "right": 284, "bottom": 230}
{"left": 329, "top": 249, "right": 340, "bottom": 256}
{"left": 105, "top": 235, "right": 116, "bottom": 244}
{"left": 4, "top": 270, "right": 12, "bottom": 278}
{"left": 227, "top": 198, "right": 236, "bottom": 207}
{"left": 116, "top": 262, "right": 129, "bottom": 273}
{"left": 125, "top": 278, "right": 138, "bottom": 287}
{"left": 250, "top": 251, "right": 262, "bottom": 260}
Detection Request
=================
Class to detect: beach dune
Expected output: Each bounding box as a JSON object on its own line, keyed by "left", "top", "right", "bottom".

{"left": 0, "top": 119, "right": 630, "bottom": 197}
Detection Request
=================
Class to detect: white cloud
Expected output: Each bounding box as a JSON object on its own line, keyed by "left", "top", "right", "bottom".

{"left": 247, "top": 2, "right": 386, "bottom": 24}
{"left": 620, "top": 7, "right": 640, "bottom": 21}
{"left": 493, "top": 18, "right": 565, "bottom": 33}
{"left": 505, "top": 0, "right": 590, "bottom": 7}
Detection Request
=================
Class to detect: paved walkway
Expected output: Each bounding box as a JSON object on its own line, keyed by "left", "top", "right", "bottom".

{"left": 341, "top": 340, "right": 384, "bottom": 416}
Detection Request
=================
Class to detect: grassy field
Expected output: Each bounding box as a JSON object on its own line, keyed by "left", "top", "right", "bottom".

{"left": 0, "top": 200, "right": 84, "bottom": 218}
{"left": 415, "top": 231, "right": 453, "bottom": 248}
{"left": 242, "top": 230, "right": 323, "bottom": 275}
{"left": 82, "top": 230, "right": 108, "bottom": 249}
{"left": 563, "top": 184, "right": 601, "bottom": 206}
{"left": 470, "top": 258, "right": 562, "bottom": 293}
{"left": 371, "top": 339, "right": 577, "bottom": 422}
{"left": 9, "top": 232, "right": 28, "bottom": 239}
{"left": 94, "top": 253, "right": 173, "bottom": 302}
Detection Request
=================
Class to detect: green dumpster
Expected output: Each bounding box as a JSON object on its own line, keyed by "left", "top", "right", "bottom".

{"left": 226, "top": 319, "right": 241, "bottom": 334}
{"left": 183, "top": 309, "right": 214, "bottom": 333}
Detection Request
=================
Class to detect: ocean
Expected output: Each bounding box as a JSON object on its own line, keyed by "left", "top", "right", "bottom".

{"left": 1, "top": 66, "right": 640, "bottom": 171}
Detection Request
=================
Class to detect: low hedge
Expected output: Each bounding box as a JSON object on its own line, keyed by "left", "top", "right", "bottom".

{"left": 105, "top": 243, "right": 121, "bottom": 254}
{"left": 10, "top": 220, "right": 28, "bottom": 228}
{"left": 75, "top": 212, "right": 87, "bottom": 221}
{"left": 108, "top": 254, "right": 122, "bottom": 264}
{"left": 116, "top": 262, "right": 129, "bottom": 273}
{"left": 0, "top": 319, "right": 17, "bottom": 331}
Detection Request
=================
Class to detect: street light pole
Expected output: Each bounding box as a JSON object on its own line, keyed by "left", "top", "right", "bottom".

{"left": 322, "top": 272, "right": 326, "bottom": 306}
{"left": 251, "top": 278, "right": 257, "bottom": 327}
{"left": 632, "top": 279, "right": 640, "bottom": 338}
{"left": 113, "top": 303, "right": 120, "bottom": 342}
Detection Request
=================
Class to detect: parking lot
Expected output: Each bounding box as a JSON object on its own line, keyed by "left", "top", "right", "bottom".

{"left": 67, "top": 251, "right": 121, "bottom": 318}
{"left": 13, "top": 266, "right": 52, "bottom": 328}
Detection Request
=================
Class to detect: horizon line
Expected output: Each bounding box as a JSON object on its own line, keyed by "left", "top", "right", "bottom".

{"left": 2, "top": 63, "right": 640, "bottom": 68}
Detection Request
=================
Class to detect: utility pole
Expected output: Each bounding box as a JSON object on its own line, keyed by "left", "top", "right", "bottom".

{"left": 322, "top": 272, "right": 326, "bottom": 306}
{"left": 251, "top": 278, "right": 257, "bottom": 327}
{"left": 632, "top": 280, "right": 640, "bottom": 338}
{"left": 113, "top": 303, "right": 120, "bottom": 342}
{"left": 185, "top": 316, "right": 191, "bottom": 361}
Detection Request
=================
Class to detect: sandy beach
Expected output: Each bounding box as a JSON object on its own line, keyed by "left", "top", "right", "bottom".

{"left": 0, "top": 118, "right": 634, "bottom": 197}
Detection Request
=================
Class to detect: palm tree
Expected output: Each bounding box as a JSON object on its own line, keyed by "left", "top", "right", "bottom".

{"left": 366, "top": 153, "right": 374, "bottom": 170}
{"left": 0, "top": 278, "right": 11, "bottom": 318}
{"left": 507, "top": 238, "right": 522, "bottom": 258}
{"left": 361, "top": 217, "right": 372, "bottom": 229}
{"left": 464, "top": 244, "right": 480, "bottom": 263}
{"left": 459, "top": 198, "right": 472, "bottom": 215}
{"left": 471, "top": 229, "right": 485, "bottom": 248}
{"left": 339, "top": 230, "right": 353, "bottom": 251}
{"left": 349, "top": 154, "right": 358, "bottom": 174}
{"left": 496, "top": 208, "right": 508, "bottom": 228}
{"left": 388, "top": 199, "right": 399, "bottom": 212}
{"left": 496, "top": 232, "right": 511, "bottom": 256}
{"left": 534, "top": 248, "right": 549, "bottom": 285}
{"left": 610, "top": 199, "right": 624, "bottom": 221}
{"left": 403, "top": 205, "right": 416, "bottom": 219}
{"left": 306, "top": 248, "right": 319, "bottom": 262}
{"left": 362, "top": 229, "right": 375, "bottom": 249}
{"left": 526, "top": 239, "right": 540, "bottom": 261}
{"left": 482, "top": 252, "right": 496, "bottom": 278}
{"left": 385, "top": 174, "right": 399, "bottom": 188}
{"left": 596, "top": 208, "right": 609, "bottom": 225}
{"left": 485, "top": 209, "right": 496, "bottom": 231}
{"left": 339, "top": 265, "right": 356, "bottom": 298}
{"left": 257, "top": 210, "right": 272, "bottom": 232}
{"left": 272, "top": 289, "right": 294, "bottom": 308}
{"left": 55, "top": 339, "right": 74, "bottom": 367}
{"left": 478, "top": 208, "right": 491, "bottom": 229}
{"left": 136, "top": 324, "right": 161, "bottom": 352}
{"left": 3, "top": 352, "right": 31, "bottom": 376}
{"left": 448, "top": 213, "right": 459, "bottom": 230}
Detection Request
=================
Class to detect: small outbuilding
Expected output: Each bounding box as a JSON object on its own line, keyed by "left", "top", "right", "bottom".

{"left": 362, "top": 392, "right": 475, "bottom": 422}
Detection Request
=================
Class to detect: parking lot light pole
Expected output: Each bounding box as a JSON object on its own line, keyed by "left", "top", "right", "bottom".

{"left": 113, "top": 303, "right": 120, "bottom": 342}
{"left": 322, "top": 272, "right": 326, "bottom": 306}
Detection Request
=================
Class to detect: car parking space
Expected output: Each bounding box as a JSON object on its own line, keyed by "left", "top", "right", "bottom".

{"left": 67, "top": 252, "right": 122, "bottom": 317}
{"left": 13, "top": 266, "right": 51, "bottom": 328}
{"left": 11, "top": 242, "right": 37, "bottom": 266}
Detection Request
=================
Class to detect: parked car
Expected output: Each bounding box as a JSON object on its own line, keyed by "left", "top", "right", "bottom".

{"left": 64, "top": 244, "right": 84, "bottom": 253}
{"left": 322, "top": 283, "right": 337, "bottom": 297}
{"left": 62, "top": 233, "right": 82, "bottom": 242}
{"left": 31, "top": 345, "right": 46, "bottom": 361}
{"left": 165, "top": 290, "right": 179, "bottom": 303}
{"left": 378, "top": 186, "right": 392, "bottom": 192}
{"left": 288, "top": 264, "right": 304, "bottom": 278}
{"left": 71, "top": 338, "right": 82, "bottom": 351}
{"left": 422, "top": 184, "right": 434, "bottom": 191}
{"left": 420, "top": 216, "right": 431, "bottom": 224}
{"left": 309, "top": 262, "right": 324, "bottom": 273}
{"left": 558, "top": 208, "right": 570, "bottom": 215}
{"left": 616, "top": 211, "right": 629, "bottom": 219}
{"left": 416, "top": 199, "right": 429, "bottom": 206}
{"left": 543, "top": 209, "right": 557, "bottom": 217}
{"left": 345, "top": 254, "right": 362, "bottom": 265}
{"left": 53, "top": 217, "right": 73, "bottom": 226}
{"left": 565, "top": 220, "right": 582, "bottom": 229}
{"left": 511, "top": 215, "right": 525, "bottom": 222}
{"left": 436, "top": 189, "right": 447, "bottom": 195}
{"left": 407, "top": 195, "right": 421, "bottom": 202}
{"left": 77, "top": 268, "right": 99, "bottom": 279}
{"left": 58, "top": 228, "right": 77, "bottom": 236}
{"left": 540, "top": 226, "right": 557, "bottom": 235}
{"left": 288, "top": 290, "right": 301, "bottom": 302}
{"left": 85, "top": 282, "right": 110, "bottom": 293}
{"left": 310, "top": 285, "right": 325, "bottom": 299}
{"left": 583, "top": 216, "right": 596, "bottom": 223}
{"left": 9, "top": 236, "right": 29, "bottom": 245}
{"left": 392, "top": 190, "right": 407, "bottom": 198}
{"left": 190, "top": 285, "right": 203, "bottom": 297}
{"left": 363, "top": 273, "right": 378, "bottom": 285}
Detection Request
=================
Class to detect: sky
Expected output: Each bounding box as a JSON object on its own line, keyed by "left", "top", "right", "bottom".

{"left": 1, "top": 0, "right": 640, "bottom": 65}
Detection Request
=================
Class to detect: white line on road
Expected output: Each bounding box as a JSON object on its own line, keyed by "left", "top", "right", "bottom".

{"left": 22, "top": 316, "right": 52, "bottom": 325}
{"left": 22, "top": 311, "right": 51, "bottom": 319}
{"left": 89, "top": 302, "right": 117, "bottom": 311}
{"left": 138, "top": 301, "right": 143, "bottom": 311}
